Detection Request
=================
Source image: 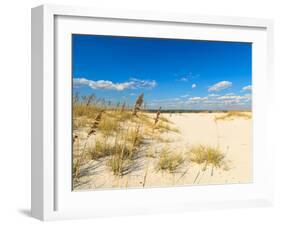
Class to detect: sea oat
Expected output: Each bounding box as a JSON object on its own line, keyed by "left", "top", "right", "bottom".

{"left": 85, "top": 94, "right": 95, "bottom": 106}
{"left": 88, "top": 110, "right": 104, "bottom": 136}
{"left": 154, "top": 107, "right": 162, "bottom": 126}
{"left": 121, "top": 102, "right": 126, "bottom": 113}
{"left": 132, "top": 93, "right": 144, "bottom": 116}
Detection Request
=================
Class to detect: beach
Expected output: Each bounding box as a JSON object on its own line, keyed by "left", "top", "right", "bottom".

{"left": 73, "top": 111, "right": 252, "bottom": 190}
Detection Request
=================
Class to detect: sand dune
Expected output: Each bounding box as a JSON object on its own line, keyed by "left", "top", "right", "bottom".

{"left": 73, "top": 112, "right": 252, "bottom": 190}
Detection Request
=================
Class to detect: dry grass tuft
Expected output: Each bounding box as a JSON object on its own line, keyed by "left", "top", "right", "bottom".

{"left": 107, "top": 143, "right": 133, "bottom": 176}
{"left": 215, "top": 111, "right": 251, "bottom": 121}
{"left": 188, "top": 145, "right": 229, "bottom": 176}
{"left": 157, "top": 148, "right": 184, "bottom": 173}
{"left": 154, "top": 121, "right": 180, "bottom": 133}
{"left": 159, "top": 115, "right": 172, "bottom": 123}
{"left": 106, "top": 125, "right": 142, "bottom": 176}
{"left": 145, "top": 148, "right": 156, "bottom": 158}
{"left": 116, "top": 110, "right": 132, "bottom": 122}
{"left": 73, "top": 105, "right": 100, "bottom": 118}
{"left": 88, "top": 138, "right": 112, "bottom": 160}
{"left": 98, "top": 115, "right": 119, "bottom": 136}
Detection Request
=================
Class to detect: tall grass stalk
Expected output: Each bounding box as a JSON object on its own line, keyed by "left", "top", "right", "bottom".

{"left": 132, "top": 93, "right": 144, "bottom": 116}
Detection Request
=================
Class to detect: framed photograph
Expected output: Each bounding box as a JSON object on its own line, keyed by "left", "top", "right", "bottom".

{"left": 31, "top": 4, "right": 274, "bottom": 221}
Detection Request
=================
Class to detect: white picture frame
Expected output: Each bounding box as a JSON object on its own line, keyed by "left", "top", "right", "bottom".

{"left": 31, "top": 4, "right": 274, "bottom": 221}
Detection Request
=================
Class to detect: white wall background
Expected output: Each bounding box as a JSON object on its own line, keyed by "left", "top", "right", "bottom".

{"left": 0, "top": 0, "right": 280, "bottom": 225}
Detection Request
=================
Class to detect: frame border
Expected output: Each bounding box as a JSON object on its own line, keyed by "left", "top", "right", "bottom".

{"left": 31, "top": 4, "right": 274, "bottom": 221}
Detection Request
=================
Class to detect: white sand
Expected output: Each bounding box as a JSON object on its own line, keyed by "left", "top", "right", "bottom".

{"left": 74, "top": 112, "right": 252, "bottom": 190}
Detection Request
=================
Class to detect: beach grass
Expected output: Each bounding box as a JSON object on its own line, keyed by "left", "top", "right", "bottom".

{"left": 215, "top": 111, "right": 251, "bottom": 121}
{"left": 156, "top": 148, "right": 184, "bottom": 173}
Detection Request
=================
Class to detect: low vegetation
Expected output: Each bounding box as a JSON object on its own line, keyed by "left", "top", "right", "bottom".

{"left": 156, "top": 148, "right": 184, "bottom": 173}
{"left": 188, "top": 145, "right": 229, "bottom": 176}
{"left": 72, "top": 92, "right": 175, "bottom": 182}
{"left": 215, "top": 111, "right": 251, "bottom": 121}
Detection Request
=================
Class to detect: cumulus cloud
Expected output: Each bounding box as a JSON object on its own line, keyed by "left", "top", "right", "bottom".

{"left": 208, "top": 81, "right": 232, "bottom": 92}
{"left": 73, "top": 77, "right": 157, "bottom": 91}
{"left": 192, "top": 83, "right": 196, "bottom": 88}
{"left": 148, "top": 92, "right": 251, "bottom": 110}
{"left": 189, "top": 96, "right": 208, "bottom": 101}
{"left": 217, "top": 94, "right": 251, "bottom": 103}
{"left": 176, "top": 73, "right": 200, "bottom": 82}
{"left": 217, "top": 95, "right": 243, "bottom": 100}
{"left": 225, "top": 92, "right": 235, "bottom": 96}
{"left": 180, "top": 94, "right": 189, "bottom": 98}
{"left": 242, "top": 85, "right": 252, "bottom": 91}
{"left": 208, "top": 93, "right": 219, "bottom": 97}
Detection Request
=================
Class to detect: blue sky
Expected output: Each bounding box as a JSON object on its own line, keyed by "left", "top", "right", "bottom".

{"left": 73, "top": 34, "right": 252, "bottom": 110}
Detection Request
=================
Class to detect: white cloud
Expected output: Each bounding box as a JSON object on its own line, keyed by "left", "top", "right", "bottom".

{"left": 179, "top": 77, "right": 188, "bottom": 82}
{"left": 129, "top": 78, "right": 157, "bottom": 89}
{"left": 189, "top": 96, "right": 208, "bottom": 101}
{"left": 243, "top": 93, "right": 252, "bottom": 101}
{"left": 180, "top": 94, "right": 189, "bottom": 98}
{"left": 208, "top": 81, "right": 232, "bottom": 92}
{"left": 217, "top": 95, "right": 243, "bottom": 100}
{"left": 242, "top": 85, "right": 252, "bottom": 91}
{"left": 151, "top": 97, "right": 181, "bottom": 103}
{"left": 208, "top": 93, "right": 219, "bottom": 97}
{"left": 147, "top": 92, "right": 251, "bottom": 110}
{"left": 192, "top": 84, "right": 196, "bottom": 88}
{"left": 73, "top": 77, "right": 157, "bottom": 91}
{"left": 176, "top": 73, "right": 200, "bottom": 82}
{"left": 217, "top": 94, "right": 251, "bottom": 103}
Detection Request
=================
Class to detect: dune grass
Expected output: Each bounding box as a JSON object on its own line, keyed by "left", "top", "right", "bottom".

{"left": 156, "top": 148, "right": 184, "bottom": 173}
{"left": 73, "top": 117, "right": 91, "bottom": 130}
{"left": 154, "top": 121, "right": 180, "bottom": 133}
{"left": 98, "top": 116, "right": 119, "bottom": 136}
{"left": 188, "top": 145, "right": 229, "bottom": 176}
{"left": 73, "top": 104, "right": 100, "bottom": 118}
{"left": 87, "top": 138, "right": 112, "bottom": 160}
{"left": 105, "top": 124, "right": 142, "bottom": 176}
{"left": 215, "top": 111, "right": 251, "bottom": 121}
{"left": 72, "top": 93, "right": 185, "bottom": 184}
{"left": 159, "top": 115, "right": 172, "bottom": 123}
